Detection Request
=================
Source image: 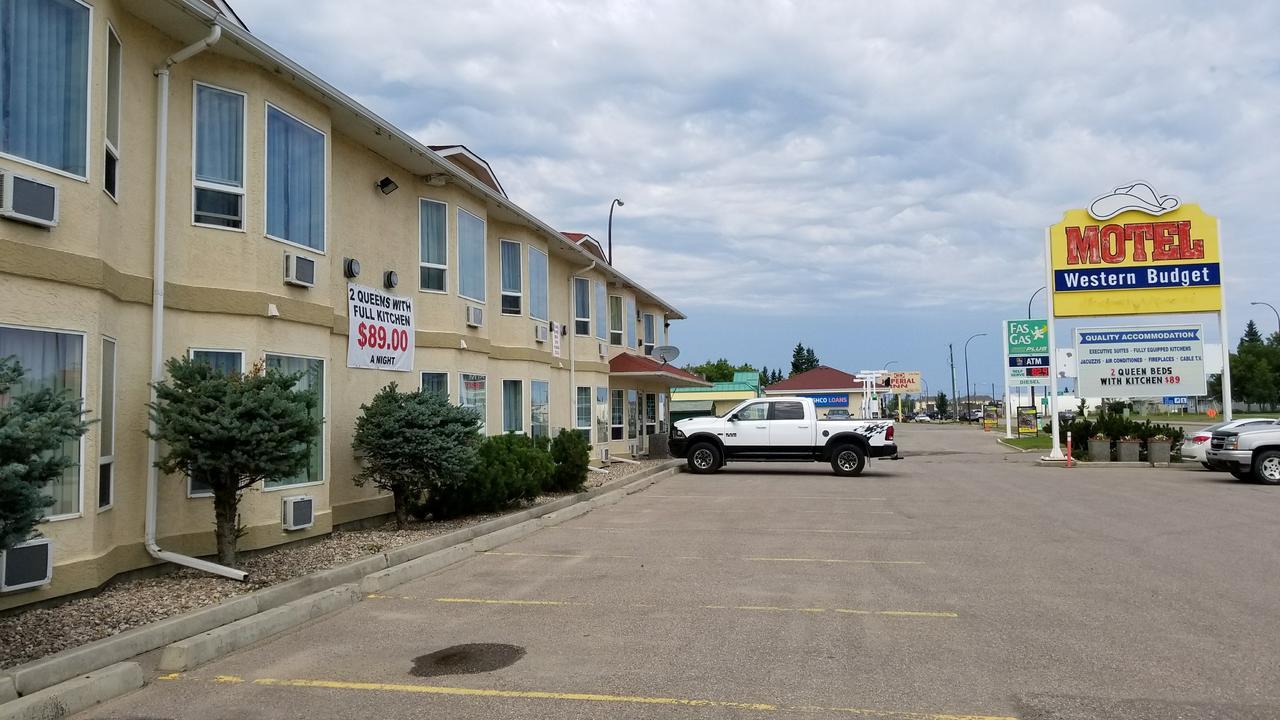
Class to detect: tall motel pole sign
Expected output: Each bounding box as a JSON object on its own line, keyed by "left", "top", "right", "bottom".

{"left": 1042, "top": 182, "right": 1228, "bottom": 459}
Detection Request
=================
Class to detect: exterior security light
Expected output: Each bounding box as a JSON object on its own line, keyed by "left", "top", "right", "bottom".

{"left": 343, "top": 257, "right": 361, "bottom": 279}
{"left": 377, "top": 177, "right": 399, "bottom": 195}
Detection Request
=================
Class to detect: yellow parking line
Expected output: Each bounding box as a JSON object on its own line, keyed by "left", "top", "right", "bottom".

{"left": 172, "top": 675, "right": 1015, "bottom": 719}
{"left": 644, "top": 494, "right": 887, "bottom": 500}
{"left": 749, "top": 557, "right": 924, "bottom": 565}
{"left": 482, "top": 551, "right": 925, "bottom": 565}
{"left": 434, "top": 597, "right": 588, "bottom": 606}
{"left": 549, "top": 526, "right": 910, "bottom": 535}
{"left": 417, "top": 596, "right": 956, "bottom": 618}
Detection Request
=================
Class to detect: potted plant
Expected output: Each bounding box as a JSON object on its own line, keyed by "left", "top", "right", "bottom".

{"left": 1088, "top": 434, "right": 1111, "bottom": 462}
{"left": 1147, "top": 434, "right": 1172, "bottom": 464}
{"left": 1117, "top": 435, "right": 1141, "bottom": 462}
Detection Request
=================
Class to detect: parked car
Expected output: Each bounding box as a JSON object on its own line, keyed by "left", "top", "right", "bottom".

{"left": 1183, "top": 418, "right": 1278, "bottom": 468}
{"left": 963, "top": 409, "right": 983, "bottom": 422}
{"left": 1206, "top": 425, "right": 1280, "bottom": 483}
{"left": 670, "top": 396, "right": 898, "bottom": 476}
{"left": 824, "top": 409, "right": 851, "bottom": 420}
{"left": 914, "top": 413, "right": 933, "bottom": 423}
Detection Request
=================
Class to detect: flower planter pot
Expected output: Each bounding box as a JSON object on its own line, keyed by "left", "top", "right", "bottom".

{"left": 1147, "top": 441, "right": 1172, "bottom": 464}
{"left": 1117, "top": 441, "right": 1141, "bottom": 463}
{"left": 1088, "top": 440, "right": 1111, "bottom": 463}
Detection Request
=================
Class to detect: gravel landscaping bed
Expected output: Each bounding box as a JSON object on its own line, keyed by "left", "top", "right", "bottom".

{"left": 0, "top": 458, "right": 674, "bottom": 671}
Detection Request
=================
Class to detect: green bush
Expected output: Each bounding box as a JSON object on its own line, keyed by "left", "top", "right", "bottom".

{"left": 547, "top": 428, "right": 590, "bottom": 492}
{"left": 422, "top": 433, "right": 553, "bottom": 519}
{"left": 1056, "top": 408, "right": 1183, "bottom": 460}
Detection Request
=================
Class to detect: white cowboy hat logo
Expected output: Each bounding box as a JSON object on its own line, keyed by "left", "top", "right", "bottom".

{"left": 1087, "top": 182, "right": 1180, "bottom": 221}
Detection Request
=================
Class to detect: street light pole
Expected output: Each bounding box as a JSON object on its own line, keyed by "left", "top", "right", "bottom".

{"left": 1028, "top": 286, "right": 1046, "bottom": 416}
{"left": 606, "top": 198, "right": 624, "bottom": 265}
{"left": 1251, "top": 301, "right": 1280, "bottom": 337}
{"left": 883, "top": 361, "right": 899, "bottom": 419}
{"left": 964, "top": 332, "right": 988, "bottom": 423}
{"left": 949, "top": 344, "right": 957, "bottom": 420}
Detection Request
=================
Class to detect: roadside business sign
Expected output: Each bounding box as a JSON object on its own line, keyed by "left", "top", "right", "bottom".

{"left": 1005, "top": 319, "right": 1050, "bottom": 388}
{"left": 1049, "top": 183, "right": 1220, "bottom": 318}
{"left": 346, "top": 283, "right": 414, "bottom": 372}
{"left": 1017, "top": 406, "right": 1038, "bottom": 436}
{"left": 887, "top": 371, "right": 922, "bottom": 393}
{"left": 982, "top": 404, "right": 1000, "bottom": 431}
{"left": 1162, "top": 396, "right": 1189, "bottom": 405}
{"left": 550, "top": 321, "right": 562, "bottom": 359}
{"left": 1074, "top": 324, "right": 1207, "bottom": 398}
{"left": 802, "top": 393, "right": 849, "bottom": 407}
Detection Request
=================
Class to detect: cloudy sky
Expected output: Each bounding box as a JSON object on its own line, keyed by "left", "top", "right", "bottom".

{"left": 238, "top": 1, "right": 1279, "bottom": 397}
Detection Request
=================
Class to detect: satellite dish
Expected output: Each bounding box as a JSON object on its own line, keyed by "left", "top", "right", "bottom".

{"left": 652, "top": 345, "right": 680, "bottom": 364}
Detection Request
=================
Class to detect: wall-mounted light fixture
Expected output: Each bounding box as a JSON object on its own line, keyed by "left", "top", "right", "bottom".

{"left": 343, "top": 257, "right": 361, "bottom": 279}
{"left": 376, "top": 177, "right": 399, "bottom": 195}
{"left": 384, "top": 270, "right": 399, "bottom": 289}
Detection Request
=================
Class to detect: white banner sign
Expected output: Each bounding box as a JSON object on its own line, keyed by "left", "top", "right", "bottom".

{"left": 347, "top": 283, "right": 414, "bottom": 372}
{"left": 1074, "top": 324, "right": 1206, "bottom": 398}
{"left": 551, "top": 321, "right": 562, "bottom": 359}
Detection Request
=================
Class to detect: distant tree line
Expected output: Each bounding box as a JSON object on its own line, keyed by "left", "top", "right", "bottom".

{"left": 684, "top": 342, "right": 823, "bottom": 386}
{"left": 1209, "top": 320, "right": 1280, "bottom": 410}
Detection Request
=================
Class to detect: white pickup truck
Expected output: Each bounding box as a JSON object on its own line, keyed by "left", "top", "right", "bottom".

{"left": 668, "top": 396, "right": 898, "bottom": 476}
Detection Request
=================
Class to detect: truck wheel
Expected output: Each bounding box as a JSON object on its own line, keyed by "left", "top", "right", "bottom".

{"left": 1252, "top": 450, "right": 1280, "bottom": 485}
{"left": 687, "top": 442, "right": 721, "bottom": 474}
{"left": 830, "top": 445, "right": 866, "bottom": 477}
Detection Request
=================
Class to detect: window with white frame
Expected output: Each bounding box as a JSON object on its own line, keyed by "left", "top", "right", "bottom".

{"left": 627, "top": 389, "right": 639, "bottom": 440}
{"left": 611, "top": 389, "right": 624, "bottom": 441}
{"left": 500, "top": 240, "right": 522, "bottom": 315}
{"left": 575, "top": 386, "right": 592, "bottom": 443}
{"left": 266, "top": 104, "right": 325, "bottom": 250}
{"left": 187, "top": 349, "right": 243, "bottom": 496}
{"left": 502, "top": 379, "right": 523, "bottom": 433}
{"left": 264, "top": 355, "right": 324, "bottom": 489}
{"left": 530, "top": 380, "right": 549, "bottom": 440}
{"left": 644, "top": 393, "right": 657, "bottom": 436}
{"left": 594, "top": 282, "right": 607, "bottom": 341}
{"left": 643, "top": 313, "right": 656, "bottom": 355}
{"left": 608, "top": 296, "right": 623, "bottom": 346}
{"left": 0, "top": 325, "right": 84, "bottom": 517}
{"left": 573, "top": 278, "right": 590, "bottom": 335}
{"left": 193, "top": 83, "right": 246, "bottom": 229}
{"left": 97, "top": 338, "right": 116, "bottom": 510}
{"left": 528, "top": 246, "right": 549, "bottom": 321}
{"left": 595, "top": 386, "right": 609, "bottom": 444}
{"left": 419, "top": 199, "right": 447, "bottom": 292}
{"left": 103, "top": 26, "right": 121, "bottom": 199}
{"left": 458, "top": 208, "right": 486, "bottom": 302}
{"left": 460, "top": 373, "right": 486, "bottom": 432}
{"left": 625, "top": 296, "right": 637, "bottom": 348}
{"left": 421, "top": 371, "right": 448, "bottom": 399}
{"left": 0, "top": 0, "right": 91, "bottom": 177}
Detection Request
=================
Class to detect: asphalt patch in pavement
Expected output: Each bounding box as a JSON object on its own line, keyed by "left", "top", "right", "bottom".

{"left": 411, "top": 643, "right": 526, "bottom": 677}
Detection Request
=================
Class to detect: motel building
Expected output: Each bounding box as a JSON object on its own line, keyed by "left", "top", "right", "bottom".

{"left": 762, "top": 366, "right": 881, "bottom": 419}
{"left": 0, "top": 0, "right": 704, "bottom": 609}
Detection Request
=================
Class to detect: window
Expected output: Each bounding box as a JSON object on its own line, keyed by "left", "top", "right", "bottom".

{"left": 421, "top": 371, "right": 448, "bottom": 399}
{"left": 500, "top": 240, "right": 522, "bottom": 315}
{"left": 418, "top": 199, "right": 446, "bottom": 292}
{"left": 264, "top": 354, "right": 324, "bottom": 489}
{"left": 772, "top": 401, "right": 805, "bottom": 421}
{"left": 595, "top": 386, "right": 609, "bottom": 444}
{"left": 625, "top": 297, "right": 637, "bottom": 348}
{"left": 266, "top": 104, "right": 325, "bottom": 250}
{"left": 575, "top": 386, "right": 592, "bottom": 443}
{"left": 608, "top": 296, "right": 623, "bottom": 346}
{"left": 194, "top": 83, "right": 246, "bottom": 229}
{"left": 658, "top": 393, "right": 667, "bottom": 433}
{"left": 461, "top": 373, "right": 486, "bottom": 432}
{"left": 0, "top": 325, "right": 84, "bottom": 516}
{"left": 458, "top": 208, "right": 486, "bottom": 302}
{"left": 97, "top": 338, "right": 115, "bottom": 510}
{"left": 736, "top": 403, "right": 769, "bottom": 421}
{"left": 528, "top": 246, "right": 549, "bottom": 321}
{"left": 502, "top": 379, "right": 523, "bottom": 433}
{"left": 594, "top": 282, "right": 607, "bottom": 341}
{"left": 573, "top": 278, "right": 591, "bottom": 335}
{"left": 103, "top": 26, "right": 121, "bottom": 199}
{"left": 643, "top": 314, "right": 656, "bottom": 356}
{"left": 611, "top": 390, "right": 624, "bottom": 441}
{"left": 531, "top": 380, "right": 549, "bottom": 440}
{"left": 187, "top": 349, "right": 242, "bottom": 496}
{"left": 627, "top": 390, "right": 639, "bottom": 440}
{"left": 0, "top": 0, "right": 91, "bottom": 177}
{"left": 644, "top": 393, "right": 657, "bottom": 436}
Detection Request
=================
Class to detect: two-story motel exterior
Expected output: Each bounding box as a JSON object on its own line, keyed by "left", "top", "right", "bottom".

{"left": 0, "top": 0, "right": 707, "bottom": 609}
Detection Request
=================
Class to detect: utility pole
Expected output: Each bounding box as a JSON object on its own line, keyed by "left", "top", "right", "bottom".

{"left": 949, "top": 343, "right": 957, "bottom": 421}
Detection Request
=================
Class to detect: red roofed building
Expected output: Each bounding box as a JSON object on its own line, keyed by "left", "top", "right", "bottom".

{"left": 763, "top": 366, "right": 886, "bottom": 419}
{"left": 561, "top": 232, "right": 609, "bottom": 263}
{"left": 604, "top": 353, "right": 710, "bottom": 457}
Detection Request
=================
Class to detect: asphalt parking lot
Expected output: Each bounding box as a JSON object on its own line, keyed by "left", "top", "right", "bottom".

{"left": 80, "top": 424, "right": 1280, "bottom": 719}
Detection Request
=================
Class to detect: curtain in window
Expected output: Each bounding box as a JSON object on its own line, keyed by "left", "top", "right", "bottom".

{"left": 264, "top": 356, "right": 323, "bottom": 488}
{"left": 458, "top": 210, "right": 486, "bottom": 301}
{"left": 421, "top": 372, "right": 448, "bottom": 399}
{"left": 267, "top": 107, "right": 325, "bottom": 249}
{"left": 609, "top": 297, "right": 623, "bottom": 342}
{"left": 500, "top": 241, "right": 521, "bottom": 293}
{"left": 0, "top": 326, "right": 83, "bottom": 515}
{"left": 0, "top": 0, "right": 90, "bottom": 175}
{"left": 528, "top": 247, "right": 549, "bottom": 320}
{"left": 627, "top": 390, "right": 639, "bottom": 439}
{"left": 594, "top": 282, "right": 607, "bottom": 340}
{"left": 192, "top": 350, "right": 241, "bottom": 376}
{"left": 574, "top": 278, "right": 590, "bottom": 329}
{"left": 461, "top": 373, "right": 486, "bottom": 432}
{"left": 576, "top": 386, "right": 591, "bottom": 429}
{"left": 625, "top": 297, "right": 637, "bottom": 348}
{"left": 502, "top": 380, "right": 522, "bottom": 433}
{"left": 531, "top": 381, "right": 549, "bottom": 439}
{"left": 195, "top": 85, "right": 243, "bottom": 187}
{"left": 419, "top": 200, "right": 446, "bottom": 290}
{"left": 643, "top": 314, "right": 655, "bottom": 347}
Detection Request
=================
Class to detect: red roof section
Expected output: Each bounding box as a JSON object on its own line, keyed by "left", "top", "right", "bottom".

{"left": 561, "top": 232, "right": 608, "bottom": 262}
{"left": 610, "top": 353, "right": 709, "bottom": 385}
{"left": 764, "top": 366, "right": 867, "bottom": 392}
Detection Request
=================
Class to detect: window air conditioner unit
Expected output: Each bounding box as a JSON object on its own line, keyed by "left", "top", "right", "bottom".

{"left": 0, "top": 168, "right": 59, "bottom": 228}
{"left": 598, "top": 446, "right": 611, "bottom": 464}
{"left": 534, "top": 324, "right": 549, "bottom": 343}
{"left": 284, "top": 253, "right": 316, "bottom": 288}
{"left": 1, "top": 537, "right": 53, "bottom": 593}
{"left": 598, "top": 342, "right": 608, "bottom": 358}
{"left": 465, "top": 305, "right": 484, "bottom": 328}
{"left": 282, "top": 495, "right": 315, "bottom": 531}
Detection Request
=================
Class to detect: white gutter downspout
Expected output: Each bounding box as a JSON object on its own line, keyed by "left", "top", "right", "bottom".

{"left": 569, "top": 261, "right": 597, "bottom": 459}
{"left": 145, "top": 25, "right": 246, "bottom": 582}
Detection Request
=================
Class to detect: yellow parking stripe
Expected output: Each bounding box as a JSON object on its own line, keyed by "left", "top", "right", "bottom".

{"left": 549, "top": 526, "right": 909, "bottom": 535}
{"left": 482, "top": 551, "right": 925, "bottom": 565}
{"left": 383, "top": 596, "right": 958, "bottom": 618}
{"left": 642, "top": 494, "right": 887, "bottom": 500}
{"left": 433, "top": 597, "right": 588, "bottom": 607}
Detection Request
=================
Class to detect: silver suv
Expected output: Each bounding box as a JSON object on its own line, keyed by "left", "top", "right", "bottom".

{"left": 1206, "top": 426, "right": 1280, "bottom": 484}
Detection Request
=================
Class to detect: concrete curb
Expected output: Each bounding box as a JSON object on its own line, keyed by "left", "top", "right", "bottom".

{"left": 1034, "top": 459, "right": 1192, "bottom": 469}
{"left": 0, "top": 458, "right": 681, "bottom": 711}
{"left": 0, "top": 662, "right": 141, "bottom": 720}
